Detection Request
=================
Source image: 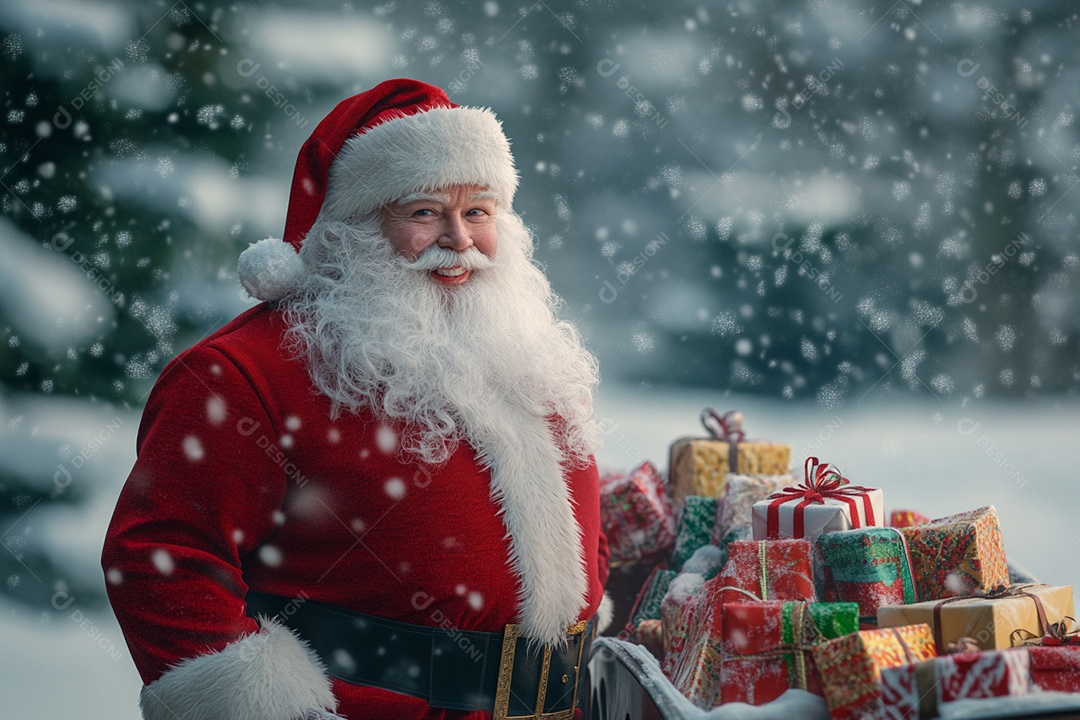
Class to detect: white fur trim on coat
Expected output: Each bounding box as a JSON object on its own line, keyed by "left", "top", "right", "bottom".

{"left": 238, "top": 237, "right": 306, "bottom": 302}
{"left": 319, "top": 106, "right": 519, "bottom": 221}
{"left": 139, "top": 616, "right": 336, "bottom": 720}
{"left": 468, "top": 402, "right": 589, "bottom": 647}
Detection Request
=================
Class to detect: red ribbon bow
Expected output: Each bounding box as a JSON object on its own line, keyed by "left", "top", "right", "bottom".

{"left": 701, "top": 408, "right": 746, "bottom": 474}
{"left": 1042, "top": 618, "right": 1080, "bottom": 646}
{"left": 701, "top": 408, "right": 745, "bottom": 444}
{"left": 764, "top": 457, "right": 876, "bottom": 539}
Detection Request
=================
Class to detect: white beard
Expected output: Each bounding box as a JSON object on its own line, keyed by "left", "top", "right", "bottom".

{"left": 281, "top": 212, "right": 602, "bottom": 643}
{"left": 281, "top": 212, "right": 600, "bottom": 467}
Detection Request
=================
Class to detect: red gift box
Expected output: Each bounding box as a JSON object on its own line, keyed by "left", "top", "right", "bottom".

{"left": 1028, "top": 645, "right": 1080, "bottom": 693}
{"left": 660, "top": 574, "right": 707, "bottom": 680}
{"left": 599, "top": 461, "right": 676, "bottom": 567}
{"left": 889, "top": 509, "right": 930, "bottom": 528}
{"left": 669, "top": 595, "right": 726, "bottom": 708}
{"left": 658, "top": 573, "right": 733, "bottom": 709}
{"left": 719, "top": 600, "right": 859, "bottom": 706}
{"left": 881, "top": 649, "right": 1032, "bottom": 719}
{"left": 713, "top": 538, "right": 816, "bottom": 603}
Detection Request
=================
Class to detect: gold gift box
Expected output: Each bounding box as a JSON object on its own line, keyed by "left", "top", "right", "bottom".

{"left": 668, "top": 438, "right": 790, "bottom": 504}
{"left": 877, "top": 583, "right": 1075, "bottom": 652}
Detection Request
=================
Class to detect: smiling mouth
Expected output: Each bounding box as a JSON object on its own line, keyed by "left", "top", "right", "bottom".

{"left": 433, "top": 266, "right": 467, "bottom": 277}
{"left": 429, "top": 266, "right": 471, "bottom": 284}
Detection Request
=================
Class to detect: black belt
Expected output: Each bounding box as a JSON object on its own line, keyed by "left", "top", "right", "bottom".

{"left": 245, "top": 591, "right": 593, "bottom": 719}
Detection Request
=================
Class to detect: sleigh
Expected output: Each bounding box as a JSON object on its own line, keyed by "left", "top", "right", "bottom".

{"left": 586, "top": 636, "right": 1080, "bottom": 720}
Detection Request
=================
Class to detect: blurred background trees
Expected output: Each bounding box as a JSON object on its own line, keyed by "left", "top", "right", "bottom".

{"left": 1, "top": 0, "right": 1076, "bottom": 608}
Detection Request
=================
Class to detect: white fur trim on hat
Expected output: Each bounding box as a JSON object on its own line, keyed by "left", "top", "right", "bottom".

{"left": 139, "top": 616, "right": 336, "bottom": 720}
{"left": 319, "top": 106, "right": 519, "bottom": 221}
{"left": 238, "top": 237, "right": 306, "bottom": 302}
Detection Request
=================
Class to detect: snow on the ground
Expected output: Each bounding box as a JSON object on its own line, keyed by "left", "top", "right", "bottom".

{"left": 0, "top": 603, "right": 142, "bottom": 719}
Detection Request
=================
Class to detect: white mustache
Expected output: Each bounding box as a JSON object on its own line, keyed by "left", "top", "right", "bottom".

{"left": 400, "top": 245, "right": 496, "bottom": 271}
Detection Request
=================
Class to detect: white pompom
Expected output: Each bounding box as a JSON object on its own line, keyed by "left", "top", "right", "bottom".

{"left": 237, "top": 238, "right": 305, "bottom": 302}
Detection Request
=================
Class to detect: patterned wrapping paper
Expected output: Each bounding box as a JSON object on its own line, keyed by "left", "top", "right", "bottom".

{"left": 751, "top": 457, "right": 883, "bottom": 544}
{"left": 633, "top": 618, "right": 665, "bottom": 659}
{"left": 813, "top": 624, "right": 937, "bottom": 720}
{"left": 627, "top": 567, "right": 677, "bottom": 629}
{"left": 668, "top": 592, "right": 727, "bottom": 709}
{"left": 818, "top": 527, "right": 917, "bottom": 620}
{"left": 714, "top": 473, "right": 794, "bottom": 546}
{"left": 719, "top": 600, "right": 859, "bottom": 706}
{"left": 877, "top": 584, "right": 1075, "bottom": 653}
{"left": 899, "top": 505, "right": 1010, "bottom": 601}
{"left": 713, "top": 539, "right": 817, "bottom": 603}
{"left": 671, "top": 640, "right": 724, "bottom": 710}
{"left": 670, "top": 496, "right": 719, "bottom": 572}
{"left": 660, "top": 574, "right": 707, "bottom": 680}
{"left": 889, "top": 509, "right": 930, "bottom": 529}
{"left": 669, "top": 438, "right": 792, "bottom": 503}
{"left": 880, "top": 649, "right": 1031, "bottom": 719}
{"left": 1027, "top": 645, "right": 1080, "bottom": 693}
{"left": 599, "top": 461, "right": 677, "bottom": 568}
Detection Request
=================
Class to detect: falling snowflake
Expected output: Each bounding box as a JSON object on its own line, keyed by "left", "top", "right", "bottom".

{"left": 183, "top": 435, "right": 205, "bottom": 461}
{"left": 206, "top": 397, "right": 226, "bottom": 425}
{"left": 376, "top": 425, "right": 397, "bottom": 454}
{"left": 258, "top": 545, "right": 283, "bottom": 567}
{"left": 384, "top": 477, "right": 406, "bottom": 500}
{"left": 995, "top": 325, "right": 1016, "bottom": 352}
{"left": 151, "top": 549, "right": 175, "bottom": 575}
{"left": 710, "top": 310, "right": 742, "bottom": 337}
{"left": 632, "top": 331, "right": 655, "bottom": 354}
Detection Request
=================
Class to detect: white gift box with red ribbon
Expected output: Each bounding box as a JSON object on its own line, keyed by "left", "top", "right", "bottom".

{"left": 750, "top": 457, "right": 883, "bottom": 543}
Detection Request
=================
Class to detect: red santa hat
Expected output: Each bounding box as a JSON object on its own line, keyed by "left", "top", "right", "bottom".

{"left": 238, "top": 78, "right": 520, "bottom": 302}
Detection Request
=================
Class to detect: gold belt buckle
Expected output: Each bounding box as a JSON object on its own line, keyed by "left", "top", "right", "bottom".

{"left": 493, "top": 621, "right": 589, "bottom": 720}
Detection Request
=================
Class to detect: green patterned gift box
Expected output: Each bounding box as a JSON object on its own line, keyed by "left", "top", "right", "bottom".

{"left": 671, "top": 495, "right": 718, "bottom": 572}
{"left": 819, "top": 527, "right": 917, "bottom": 620}
{"left": 627, "top": 566, "right": 677, "bottom": 628}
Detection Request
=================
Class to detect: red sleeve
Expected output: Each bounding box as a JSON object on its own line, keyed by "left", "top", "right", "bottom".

{"left": 101, "top": 345, "right": 286, "bottom": 685}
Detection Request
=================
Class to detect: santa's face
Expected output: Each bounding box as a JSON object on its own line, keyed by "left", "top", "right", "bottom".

{"left": 286, "top": 207, "right": 599, "bottom": 468}
{"left": 379, "top": 183, "right": 498, "bottom": 286}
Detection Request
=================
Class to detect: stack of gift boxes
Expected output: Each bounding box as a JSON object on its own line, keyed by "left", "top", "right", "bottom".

{"left": 603, "top": 408, "right": 1079, "bottom": 719}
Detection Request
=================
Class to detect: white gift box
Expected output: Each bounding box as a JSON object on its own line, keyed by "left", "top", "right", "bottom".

{"left": 750, "top": 485, "right": 884, "bottom": 543}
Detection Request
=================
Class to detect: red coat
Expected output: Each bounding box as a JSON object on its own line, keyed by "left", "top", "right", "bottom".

{"left": 102, "top": 303, "right": 609, "bottom": 720}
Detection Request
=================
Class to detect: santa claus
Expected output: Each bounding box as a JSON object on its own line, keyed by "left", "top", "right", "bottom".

{"left": 102, "top": 79, "right": 612, "bottom": 720}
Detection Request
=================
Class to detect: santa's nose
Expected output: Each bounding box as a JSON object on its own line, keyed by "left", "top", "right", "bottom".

{"left": 437, "top": 216, "right": 473, "bottom": 252}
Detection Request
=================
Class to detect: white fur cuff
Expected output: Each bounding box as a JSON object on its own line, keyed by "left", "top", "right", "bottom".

{"left": 139, "top": 617, "right": 336, "bottom": 720}
{"left": 596, "top": 591, "right": 614, "bottom": 634}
